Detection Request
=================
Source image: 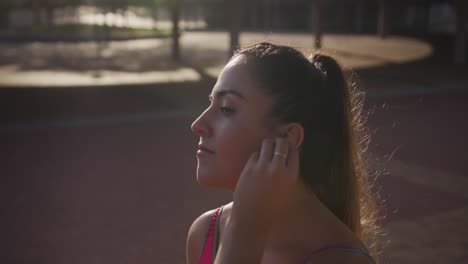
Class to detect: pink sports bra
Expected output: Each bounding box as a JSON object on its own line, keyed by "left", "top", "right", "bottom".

{"left": 197, "top": 205, "right": 375, "bottom": 264}
{"left": 198, "top": 205, "right": 225, "bottom": 264}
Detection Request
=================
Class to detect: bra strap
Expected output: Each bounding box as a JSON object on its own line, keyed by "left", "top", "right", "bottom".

{"left": 198, "top": 206, "right": 224, "bottom": 264}
{"left": 212, "top": 205, "right": 225, "bottom": 261}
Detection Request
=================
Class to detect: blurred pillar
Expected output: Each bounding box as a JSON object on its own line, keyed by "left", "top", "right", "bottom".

{"left": 170, "top": 1, "right": 182, "bottom": 61}
{"left": 0, "top": 6, "right": 10, "bottom": 29}
{"left": 228, "top": 0, "right": 245, "bottom": 57}
{"left": 274, "top": 0, "right": 280, "bottom": 29}
{"left": 377, "top": 0, "right": 389, "bottom": 38}
{"left": 354, "top": 0, "right": 364, "bottom": 33}
{"left": 32, "top": 1, "right": 42, "bottom": 26}
{"left": 454, "top": 0, "right": 467, "bottom": 64}
{"left": 312, "top": 0, "right": 323, "bottom": 49}
{"left": 151, "top": 2, "right": 159, "bottom": 30}
{"left": 421, "top": 0, "right": 431, "bottom": 33}
{"left": 251, "top": 1, "right": 259, "bottom": 30}
{"left": 45, "top": 0, "right": 54, "bottom": 27}
{"left": 263, "top": 0, "right": 270, "bottom": 30}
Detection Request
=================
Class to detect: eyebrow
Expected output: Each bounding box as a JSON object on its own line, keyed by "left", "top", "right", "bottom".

{"left": 208, "top": 89, "right": 247, "bottom": 101}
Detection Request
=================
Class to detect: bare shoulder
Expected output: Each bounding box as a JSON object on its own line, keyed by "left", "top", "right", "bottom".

{"left": 186, "top": 209, "right": 216, "bottom": 264}
{"left": 186, "top": 204, "right": 232, "bottom": 264}
{"left": 218, "top": 202, "right": 233, "bottom": 230}
{"left": 304, "top": 249, "right": 376, "bottom": 264}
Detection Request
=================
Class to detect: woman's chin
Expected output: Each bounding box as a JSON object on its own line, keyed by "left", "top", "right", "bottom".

{"left": 196, "top": 172, "right": 235, "bottom": 190}
{"left": 197, "top": 175, "right": 222, "bottom": 189}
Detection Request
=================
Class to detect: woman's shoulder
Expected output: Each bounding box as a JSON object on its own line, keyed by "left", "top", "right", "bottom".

{"left": 186, "top": 203, "right": 233, "bottom": 264}
{"left": 186, "top": 206, "right": 223, "bottom": 244}
{"left": 190, "top": 202, "right": 232, "bottom": 230}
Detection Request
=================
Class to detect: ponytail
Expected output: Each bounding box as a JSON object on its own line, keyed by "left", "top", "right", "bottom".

{"left": 310, "top": 53, "right": 380, "bottom": 256}
{"left": 235, "top": 43, "right": 381, "bottom": 259}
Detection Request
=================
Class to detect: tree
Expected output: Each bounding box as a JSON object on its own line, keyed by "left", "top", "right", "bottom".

{"left": 43, "top": 0, "right": 64, "bottom": 26}
{"left": 128, "top": 0, "right": 182, "bottom": 61}
{"left": 168, "top": 0, "right": 182, "bottom": 61}
{"left": 454, "top": 0, "right": 468, "bottom": 64}
{"left": 227, "top": 0, "right": 245, "bottom": 57}
{"left": 377, "top": 0, "right": 388, "bottom": 38}
{"left": 311, "top": 0, "right": 323, "bottom": 49}
{"left": 7, "top": 0, "right": 77, "bottom": 27}
{"left": 0, "top": 0, "right": 29, "bottom": 29}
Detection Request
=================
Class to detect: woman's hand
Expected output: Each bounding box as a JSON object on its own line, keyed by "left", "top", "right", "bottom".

{"left": 231, "top": 136, "right": 301, "bottom": 233}
{"left": 214, "top": 136, "right": 300, "bottom": 264}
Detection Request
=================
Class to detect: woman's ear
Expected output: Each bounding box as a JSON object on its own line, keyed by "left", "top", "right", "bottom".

{"left": 279, "top": 123, "right": 304, "bottom": 150}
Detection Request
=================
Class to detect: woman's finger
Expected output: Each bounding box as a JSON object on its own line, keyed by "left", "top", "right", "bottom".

{"left": 258, "top": 138, "right": 274, "bottom": 163}
{"left": 272, "top": 137, "right": 288, "bottom": 165}
{"left": 246, "top": 151, "right": 260, "bottom": 166}
{"left": 238, "top": 151, "right": 260, "bottom": 183}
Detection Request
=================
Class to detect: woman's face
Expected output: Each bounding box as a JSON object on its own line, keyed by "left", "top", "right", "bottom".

{"left": 191, "top": 55, "right": 276, "bottom": 191}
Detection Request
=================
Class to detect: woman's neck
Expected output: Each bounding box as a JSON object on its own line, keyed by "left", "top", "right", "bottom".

{"left": 262, "top": 180, "right": 361, "bottom": 253}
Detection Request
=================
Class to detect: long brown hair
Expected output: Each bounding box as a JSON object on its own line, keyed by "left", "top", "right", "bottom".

{"left": 233, "top": 42, "right": 381, "bottom": 257}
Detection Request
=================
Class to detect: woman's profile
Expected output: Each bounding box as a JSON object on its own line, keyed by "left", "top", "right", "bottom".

{"left": 186, "top": 42, "right": 380, "bottom": 264}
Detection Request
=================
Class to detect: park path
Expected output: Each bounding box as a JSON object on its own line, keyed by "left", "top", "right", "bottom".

{"left": 2, "top": 91, "right": 467, "bottom": 264}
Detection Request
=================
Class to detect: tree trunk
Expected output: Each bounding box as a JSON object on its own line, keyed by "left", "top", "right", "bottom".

{"left": 32, "top": 1, "right": 42, "bottom": 26}
{"left": 46, "top": 6, "right": 54, "bottom": 27}
{"left": 273, "top": 0, "right": 280, "bottom": 29}
{"left": 421, "top": 0, "right": 430, "bottom": 33}
{"left": 263, "top": 0, "right": 269, "bottom": 30}
{"left": 151, "top": 4, "right": 158, "bottom": 30}
{"left": 377, "top": 0, "right": 388, "bottom": 38}
{"left": 228, "top": 0, "right": 243, "bottom": 57}
{"left": 354, "top": 0, "right": 364, "bottom": 33}
{"left": 0, "top": 7, "right": 10, "bottom": 29}
{"left": 170, "top": 3, "right": 181, "bottom": 61}
{"left": 454, "top": 0, "right": 467, "bottom": 64}
{"left": 312, "top": 0, "right": 323, "bottom": 49}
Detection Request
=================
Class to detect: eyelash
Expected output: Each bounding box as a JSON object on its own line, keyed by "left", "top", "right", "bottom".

{"left": 208, "top": 97, "right": 235, "bottom": 115}
{"left": 220, "top": 106, "right": 235, "bottom": 115}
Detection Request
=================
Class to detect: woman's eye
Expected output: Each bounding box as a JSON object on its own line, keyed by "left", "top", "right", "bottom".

{"left": 220, "top": 107, "right": 234, "bottom": 114}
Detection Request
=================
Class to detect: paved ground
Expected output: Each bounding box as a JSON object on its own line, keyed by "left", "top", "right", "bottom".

{"left": 0, "top": 32, "right": 435, "bottom": 87}
{"left": 1, "top": 32, "right": 467, "bottom": 264}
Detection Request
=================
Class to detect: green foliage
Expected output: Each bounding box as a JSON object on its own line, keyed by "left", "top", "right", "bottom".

{"left": 126, "top": 0, "right": 183, "bottom": 8}
{"left": 0, "top": 0, "right": 27, "bottom": 9}
{"left": 0, "top": 0, "right": 183, "bottom": 10}
{"left": 1, "top": 0, "right": 82, "bottom": 9}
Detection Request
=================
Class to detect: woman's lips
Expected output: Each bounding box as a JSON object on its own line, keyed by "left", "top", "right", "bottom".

{"left": 197, "top": 145, "right": 215, "bottom": 155}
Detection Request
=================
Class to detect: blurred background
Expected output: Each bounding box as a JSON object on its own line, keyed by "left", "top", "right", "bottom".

{"left": 0, "top": 0, "right": 467, "bottom": 263}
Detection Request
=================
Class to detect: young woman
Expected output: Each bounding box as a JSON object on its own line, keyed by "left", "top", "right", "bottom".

{"left": 187, "top": 42, "right": 380, "bottom": 264}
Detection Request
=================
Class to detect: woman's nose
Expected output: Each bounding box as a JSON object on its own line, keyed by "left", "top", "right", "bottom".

{"left": 191, "top": 111, "right": 211, "bottom": 137}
